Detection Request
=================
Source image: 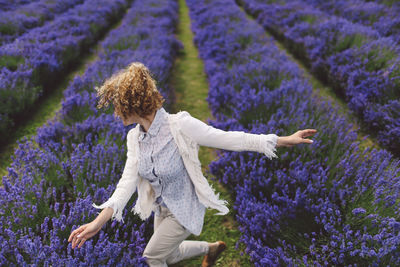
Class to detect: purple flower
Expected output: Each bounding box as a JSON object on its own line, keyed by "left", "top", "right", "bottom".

{"left": 352, "top": 208, "right": 367, "bottom": 216}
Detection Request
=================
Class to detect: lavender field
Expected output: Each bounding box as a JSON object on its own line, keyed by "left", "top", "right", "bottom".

{"left": 1, "top": 0, "right": 399, "bottom": 266}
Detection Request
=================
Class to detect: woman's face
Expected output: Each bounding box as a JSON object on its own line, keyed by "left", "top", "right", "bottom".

{"left": 114, "top": 110, "right": 139, "bottom": 126}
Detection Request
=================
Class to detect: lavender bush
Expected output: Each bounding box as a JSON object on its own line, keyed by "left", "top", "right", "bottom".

{"left": 187, "top": 0, "right": 400, "bottom": 265}
{"left": 0, "top": 0, "right": 85, "bottom": 46}
{"left": 0, "top": 0, "right": 38, "bottom": 12}
{"left": 0, "top": 0, "right": 129, "bottom": 142}
{"left": 294, "top": 0, "right": 400, "bottom": 43}
{"left": 371, "top": 0, "right": 400, "bottom": 10}
{"left": 238, "top": 0, "right": 400, "bottom": 157}
{"left": 0, "top": 0, "right": 181, "bottom": 265}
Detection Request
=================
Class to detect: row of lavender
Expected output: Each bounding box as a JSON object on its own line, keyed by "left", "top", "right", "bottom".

{"left": 364, "top": 0, "right": 400, "bottom": 15}
{"left": 296, "top": 0, "right": 400, "bottom": 43}
{"left": 187, "top": 0, "right": 400, "bottom": 265}
{"left": 238, "top": 0, "right": 400, "bottom": 157}
{"left": 0, "top": 0, "right": 128, "bottom": 143}
{"left": 0, "top": 0, "right": 36, "bottom": 12}
{"left": 0, "top": 0, "right": 181, "bottom": 265}
{"left": 0, "top": 0, "right": 85, "bottom": 46}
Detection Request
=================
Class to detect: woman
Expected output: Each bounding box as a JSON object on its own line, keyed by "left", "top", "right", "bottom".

{"left": 67, "top": 62, "right": 317, "bottom": 266}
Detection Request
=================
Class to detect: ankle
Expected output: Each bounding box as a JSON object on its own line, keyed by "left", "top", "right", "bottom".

{"left": 208, "top": 242, "right": 218, "bottom": 253}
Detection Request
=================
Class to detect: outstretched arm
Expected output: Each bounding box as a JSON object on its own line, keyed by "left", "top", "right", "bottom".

{"left": 179, "top": 112, "right": 316, "bottom": 159}
{"left": 179, "top": 113, "right": 278, "bottom": 159}
{"left": 69, "top": 129, "right": 139, "bottom": 249}
{"left": 92, "top": 128, "right": 139, "bottom": 222}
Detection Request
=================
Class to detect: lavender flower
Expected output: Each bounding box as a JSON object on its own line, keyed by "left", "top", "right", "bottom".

{"left": 1, "top": 0, "right": 180, "bottom": 264}
{"left": 187, "top": 0, "right": 400, "bottom": 265}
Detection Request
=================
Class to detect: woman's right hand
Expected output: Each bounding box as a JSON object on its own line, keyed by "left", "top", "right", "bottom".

{"left": 68, "top": 220, "right": 102, "bottom": 249}
{"left": 277, "top": 129, "right": 317, "bottom": 148}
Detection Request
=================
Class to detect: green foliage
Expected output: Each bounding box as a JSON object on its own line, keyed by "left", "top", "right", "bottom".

{"left": 150, "top": 2, "right": 162, "bottom": 7}
{"left": 277, "top": 209, "right": 319, "bottom": 256}
{"left": 107, "top": 36, "right": 140, "bottom": 52}
{"left": 363, "top": 46, "right": 397, "bottom": 72}
{"left": 300, "top": 14, "right": 317, "bottom": 24}
{"left": 0, "top": 83, "right": 42, "bottom": 117}
{"left": 0, "top": 22, "right": 18, "bottom": 35}
{"left": 90, "top": 22, "right": 102, "bottom": 36}
{"left": 236, "top": 34, "right": 253, "bottom": 50}
{"left": 381, "top": 0, "right": 398, "bottom": 7}
{"left": 0, "top": 55, "right": 25, "bottom": 71}
{"left": 389, "top": 65, "right": 400, "bottom": 96}
{"left": 0, "top": 114, "right": 12, "bottom": 137}
{"left": 334, "top": 33, "right": 366, "bottom": 54}
{"left": 21, "top": 10, "right": 37, "bottom": 17}
{"left": 61, "top": 45, "right": 81, "bottom": 68}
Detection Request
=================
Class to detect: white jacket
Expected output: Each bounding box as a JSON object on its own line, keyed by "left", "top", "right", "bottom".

{"left": 93, "top": 111, "right": 279, "bottom": 222}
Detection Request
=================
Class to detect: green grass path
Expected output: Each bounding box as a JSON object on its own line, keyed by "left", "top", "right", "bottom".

{"left": 169, "top": 0, "right": 254, "bottom": 266}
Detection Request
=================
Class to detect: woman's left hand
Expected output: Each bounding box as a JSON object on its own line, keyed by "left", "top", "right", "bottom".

{"left": 68, "top": 220, "right": 102, "bottom": 249}
{"left": 277, "top": 129, "right": 317, "bottom": 148}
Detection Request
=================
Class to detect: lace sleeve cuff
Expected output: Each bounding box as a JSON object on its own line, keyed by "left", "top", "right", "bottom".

{"left": 262, "top": 134, "right": 279, "bottom": 160}
{"left": 242, "top": 133, "right": 279, "bottom": 159}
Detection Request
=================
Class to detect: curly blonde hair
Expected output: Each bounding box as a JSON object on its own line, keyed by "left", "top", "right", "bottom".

{"left": 95, "top": 62, "right": 164, "bottom": 119}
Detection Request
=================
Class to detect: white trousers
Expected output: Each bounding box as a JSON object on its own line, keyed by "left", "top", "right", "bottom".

{"left": 143, "top": 205, "right": 209, "bottom": 266}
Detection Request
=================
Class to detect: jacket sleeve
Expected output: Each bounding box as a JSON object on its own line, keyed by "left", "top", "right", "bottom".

{"left": 92, "top": 128, "right": 139, "bottom": 223}
{"left": 179, "top": 112, "right": 279, "bottom": 160}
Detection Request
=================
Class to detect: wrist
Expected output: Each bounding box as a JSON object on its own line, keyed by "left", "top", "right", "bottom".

{"left": 276, "top": 136, "right": 289, "bottom": 148}
{"left": 94, "top": 207, "right": 114, "bottom": 228}
{"left": 276, "top": 136, "right": 283, "bottom": 148}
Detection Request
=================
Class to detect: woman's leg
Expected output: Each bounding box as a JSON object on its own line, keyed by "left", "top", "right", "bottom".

{"left": 166, "top": 240, "right": 209, "bottom": 265}
{"left": 153, "top": 206, "right": 165, "bottom": 232}
{"left": 143, "top": 206, "right": 191, "bottom": 267}
{"left": 149, "top": 207, "right": 223, "bottom": 266}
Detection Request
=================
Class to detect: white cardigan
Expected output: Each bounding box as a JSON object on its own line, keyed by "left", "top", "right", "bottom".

{"left": 93, "top": 111, "right": 279, "bottom": 222}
